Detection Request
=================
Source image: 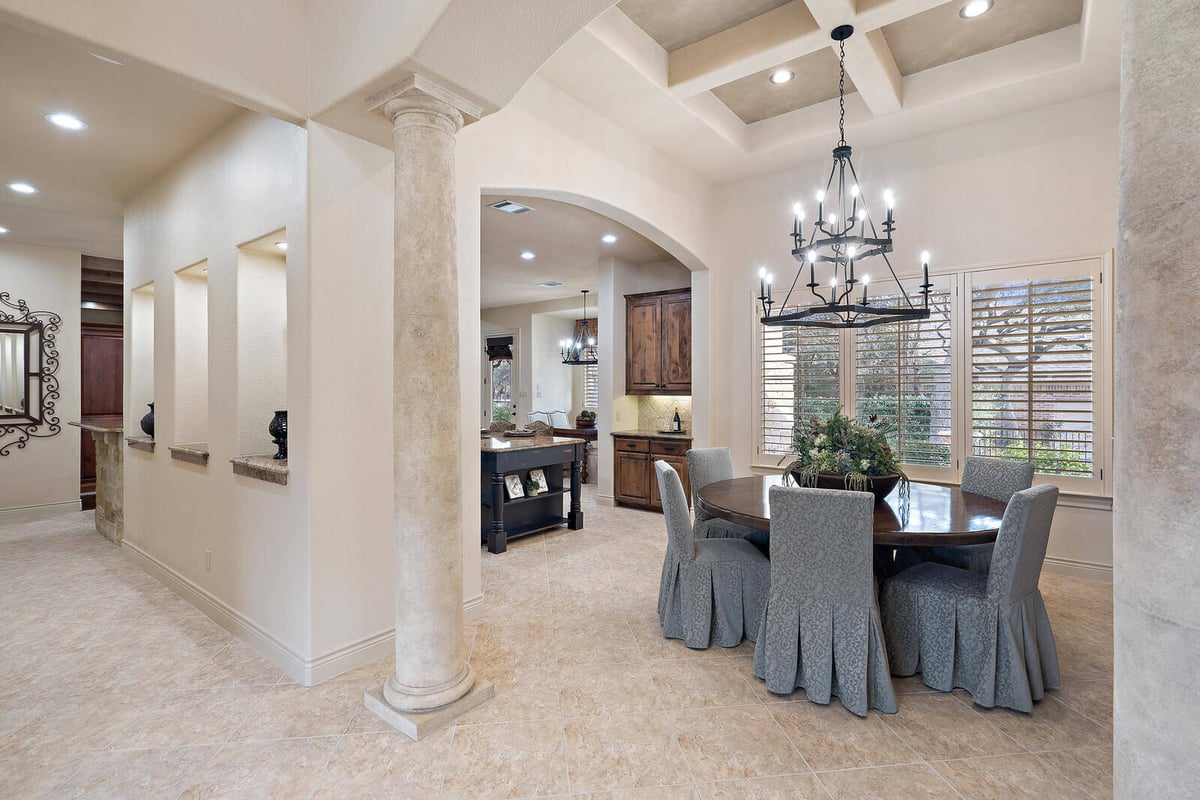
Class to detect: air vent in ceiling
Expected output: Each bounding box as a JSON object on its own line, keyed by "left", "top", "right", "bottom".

{"left": 537, "top": 281, "right": 564, "bottom": 288}
{"left": 488, "top": 199, "right": 534, "bottom": 214}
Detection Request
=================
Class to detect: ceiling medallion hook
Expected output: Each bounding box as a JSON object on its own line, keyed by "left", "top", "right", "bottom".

{"left": 755, "top": 23, "right": 933, "bottom": 330}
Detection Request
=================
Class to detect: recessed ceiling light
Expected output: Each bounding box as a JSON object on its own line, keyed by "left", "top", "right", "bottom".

{"left": 0, "top": 226, "right": 8, "bottom": 234}
{"left": 7, "top": 182, "right": 37, "bottom": 195}
{"left": 89, "top": 52, "right": 124, "bottom": 65}
{"left": 959, "top": 0, "right": 993, "bottom": 18}
{"left": 45, "top": 112, "right": 87, "bottom": 131}
{"left": 275, "top": 241, "right": 288, "bottom": 251}
{"left": 600, "top": 233, "right": 618, "bottom": 244}
{"left": 520, "top": 251, "right": 536, "bottom": 260}
{"left": 769, "top": 69, "right": 795, "bottom": 85}
{"left": 537, "top": 281, "right": 564, "bottom": 288}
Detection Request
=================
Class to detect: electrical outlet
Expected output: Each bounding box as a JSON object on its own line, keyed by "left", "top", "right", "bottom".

{"left": 205, "top": 550, "right": 212, "bottom": 572}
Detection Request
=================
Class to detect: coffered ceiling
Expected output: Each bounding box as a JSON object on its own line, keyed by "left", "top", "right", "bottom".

{"left": 538, "top": 0, "right": 1118, "bottom": 182}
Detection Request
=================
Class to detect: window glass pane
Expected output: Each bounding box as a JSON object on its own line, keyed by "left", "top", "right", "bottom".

{"left": 761, "top": 325, "right": 840, "bottom": 457}
{"left": 855, "top": 290, "right": 952, "bottom": 467}
{"left": 971, "top": 276, "right": 1094, "bottom": 477}
{"left": 490, "top": 359, "right": 511, "bottom": 421}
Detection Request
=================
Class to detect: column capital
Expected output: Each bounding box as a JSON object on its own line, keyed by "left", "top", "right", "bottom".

{"left": 368, "top": 74, "right": 483, "bottom": 131}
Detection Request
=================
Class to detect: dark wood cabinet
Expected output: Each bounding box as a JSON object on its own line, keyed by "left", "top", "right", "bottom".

{"left": 80, "top": 322, "right": 123, "bottom": 498}
{"left": 613, "top": 434, "right": 692, "bottom": 512}
{"left": 625, "top": 288, "right": 691, "bottom": 395}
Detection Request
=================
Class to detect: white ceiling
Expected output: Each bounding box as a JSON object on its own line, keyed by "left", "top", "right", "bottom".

{"left": 0, "top": 21, "right": 242, "bottom": 260}
{"left": 537, "top": 0, "right": 1119, "bottom": 183}
{"left": 480, "top": 194, "right": 674, "bottom": 309}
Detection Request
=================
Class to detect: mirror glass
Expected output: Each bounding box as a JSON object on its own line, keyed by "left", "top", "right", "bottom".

{"left": 0, "top": 323, "right": 37, "bottom": 420}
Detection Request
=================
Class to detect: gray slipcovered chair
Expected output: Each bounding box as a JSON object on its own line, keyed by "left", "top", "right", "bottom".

{"left": 686, "top": 447, "right": 769, "bottom": 551}
{"left": 655, "top": 461, "right": 770, "bottom": 649}
{"left": 752, "top": 485, "right": 897, "bottom": 717}
{"left": 881, "top": 484, "right": 1061, "bottom": 713}
{"left": 924, "top": 456, "right": 1035, "bottom": 574}
{"left": 487, "top": 419, "right": 516, "bottom": 433}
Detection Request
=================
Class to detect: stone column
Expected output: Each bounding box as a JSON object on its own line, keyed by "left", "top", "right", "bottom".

{"left": 363, "top": 76, "right": 492, "bottom": 739}
{"left": 1115, "top": 0, "right": 1200, "bottom": 796}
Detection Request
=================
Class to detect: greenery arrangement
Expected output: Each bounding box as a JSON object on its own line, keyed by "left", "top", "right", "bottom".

{"left": 577, "top": 409, "right": 597, "bottom": 421}
{"left": 781, "top": 409, "right": 908, "bottom": 492}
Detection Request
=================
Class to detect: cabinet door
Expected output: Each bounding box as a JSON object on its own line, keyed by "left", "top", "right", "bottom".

{"left": 615, "top": 451, "right": 651, "bottom": 504}
{"left": 650, "top": 454, "right": 690, "bottom": 511}
{"left": 626, "top": 296, "right": 662, "bottom": 394}
{"left": 660, "top": 292, "right": 691, "bottom": 393}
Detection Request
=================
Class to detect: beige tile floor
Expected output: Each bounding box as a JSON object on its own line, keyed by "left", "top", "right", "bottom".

{"left": 0, "top": 489, "right": 1114, "bottom": 799}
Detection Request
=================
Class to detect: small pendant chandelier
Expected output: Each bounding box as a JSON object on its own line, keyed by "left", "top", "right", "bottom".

{"left": 561, "top": 289, "right": 598, "bottom": 366}
{"left": 759, "top": 25, "right": 932, "bottom": 329}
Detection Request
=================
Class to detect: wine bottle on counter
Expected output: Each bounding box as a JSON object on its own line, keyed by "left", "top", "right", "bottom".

{"left": 672, "top": 408, "right": 681, "bottom": 432}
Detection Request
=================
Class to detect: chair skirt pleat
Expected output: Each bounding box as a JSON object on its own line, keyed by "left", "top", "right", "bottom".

{"left": 882, "top": 577, "right": 1061, "bottom": 713}
{"left": 754, "top": 594, "right": 897, "bottom": 716}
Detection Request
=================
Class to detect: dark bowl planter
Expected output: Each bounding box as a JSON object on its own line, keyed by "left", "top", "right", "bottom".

{"left": 791, "top": 470, "right": 901, "bottom": 504}
{"left": 575, "top": 416, "right": 596, "bottom": 428}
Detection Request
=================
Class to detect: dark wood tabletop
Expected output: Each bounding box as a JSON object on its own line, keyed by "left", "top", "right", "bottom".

{"left": 695, "top": 475, "right": 1009, "bottom": 547}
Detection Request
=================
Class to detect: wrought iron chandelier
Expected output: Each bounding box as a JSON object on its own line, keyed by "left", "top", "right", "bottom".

{"left": 758, "top": 25, "right": 931, "bottom": 330}
{"left": 560, "top": 290, "right": 598, "bottom": 366}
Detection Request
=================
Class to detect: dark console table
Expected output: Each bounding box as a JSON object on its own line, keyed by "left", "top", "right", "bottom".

{"left": 481, "top": 434, "right": 586, "bottom": 554}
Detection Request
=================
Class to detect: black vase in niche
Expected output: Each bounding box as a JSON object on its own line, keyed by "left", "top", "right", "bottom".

{"left": 268, "top": 410, "right": 288, "bottom": 460}
{"left": 140, "top": 403, "right": 155, "bottom": 439}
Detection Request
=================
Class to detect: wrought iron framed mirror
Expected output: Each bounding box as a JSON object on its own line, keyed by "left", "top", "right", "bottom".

{"left": 0, "top": 293, "right": 61, "bottom": 456}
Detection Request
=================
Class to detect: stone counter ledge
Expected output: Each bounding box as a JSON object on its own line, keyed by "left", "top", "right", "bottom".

{"left": 126, "top": 435, "right": 155, "bottom": 453}
{"left": 231, "top": 455, "right": 288, "bottom": 486}
{"left": 168, "top": 443, "right": 210, "bottom": 466}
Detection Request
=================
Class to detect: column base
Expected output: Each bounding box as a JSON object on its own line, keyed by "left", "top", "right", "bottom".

{"left": 363, "top": 680, "right": 494, "bottom": 741}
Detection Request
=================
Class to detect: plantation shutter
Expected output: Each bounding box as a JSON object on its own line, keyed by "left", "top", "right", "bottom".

{"left": 584, "top": 364, "right": 599, "bottom": 409}
{"left": 970, "top": 269, "right": 1096, "bottom": 478}
{"left": 854, "top": 288, "right": 953, "bottom": 468}
{"left": 760, "top": 325, "right": 840, "bottom": 457}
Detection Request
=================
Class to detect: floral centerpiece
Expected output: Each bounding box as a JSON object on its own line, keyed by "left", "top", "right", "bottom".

{"left": 781, "top": 410, "right": 907, "bottom": 501}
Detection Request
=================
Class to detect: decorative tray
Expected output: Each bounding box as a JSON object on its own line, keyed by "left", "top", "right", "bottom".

{"left": 504, "top": 429, "right": 537, "bottom": 437}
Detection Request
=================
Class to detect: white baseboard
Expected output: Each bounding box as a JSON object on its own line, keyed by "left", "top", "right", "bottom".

{"left": 464, "top": 593, "right": 483, "bottom": 622}
{"left": 1044, "top": 555, "right": 1113, "bottom": 583}
{"left": 595, "top": 493, "right": 616, "bottom": 507}
{"left": 0, "top": 499, "right": 83, "bottom": 520}
{"left": 123, "top": 540, "right": 312, "bottom": 683}
{"left": 123, "top": 539, "right": 487, "bottom": 685}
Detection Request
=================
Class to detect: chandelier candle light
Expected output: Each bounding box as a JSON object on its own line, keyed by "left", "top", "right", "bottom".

{"left": 758, "top": 25, "right": 932, "bottom": 329}
{"left": 560, "top": 289, "right": 599, "bottom": 366}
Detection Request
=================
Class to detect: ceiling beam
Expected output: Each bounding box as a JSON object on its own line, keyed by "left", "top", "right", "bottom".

{"left": 81, "top": 268, "right": 123, "bottom": 286}
{"left": 840, "top": 28, "right": 903, "bottom": 116}
{"left": 668, "top": 2, "right": 826, "bottom": 98}
{"left": 82, "top": 281, "right": 123, "bottom": 297}
{"left": 81, "top": 255, "right": 123, "bottom": 274}
{"left": 800, "top": 0, "right": 902, "bottom": 115}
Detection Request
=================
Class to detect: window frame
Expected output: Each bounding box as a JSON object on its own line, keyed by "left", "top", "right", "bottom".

{"left": 751, "top": 252, "right": 1112, "bottom": 497}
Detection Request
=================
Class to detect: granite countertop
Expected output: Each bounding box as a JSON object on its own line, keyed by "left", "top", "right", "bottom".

{"left": 68, "top": 416, "right": 124, "bottom": 434}
{"left": 611, "top": 429, "right": 692, "bottom": 439}
{"left": 481, "top": 434, "right": 585, "bottom": 453}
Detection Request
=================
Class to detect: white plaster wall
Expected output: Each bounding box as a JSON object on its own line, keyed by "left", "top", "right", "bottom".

{"left": 129, "top": 284, "right": 155, "bottom": 422}
{"left": 123, "top": 111, "right": 312, "bottom": 673}
{"left": 235, "top": 251, "right": 288, "bottom": 456}
{"left": 714, "top": 91, "right": 1120, "bottom": 576}
{"left": 531, "top": 314, "right": 575, "bottom": 415}
{"left": 173, "top": 271, "right": 209, "bottom": 444}
{"left": 0, "top": 240, "right": 81, "bottom": 512}
{"left": 304, "top": 120, "right": 400, "bottom": 664}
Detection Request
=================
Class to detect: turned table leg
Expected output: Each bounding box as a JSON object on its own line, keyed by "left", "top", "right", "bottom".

{"left": 488, "top": 471, "right": 507, "bottom": 554}
{"left": 568, "top": 459, "right": 583, "bottom": 530}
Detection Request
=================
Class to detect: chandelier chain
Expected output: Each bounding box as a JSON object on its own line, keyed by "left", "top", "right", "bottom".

{"left": 838, "top": 39, "right": 847, "bottom": 146}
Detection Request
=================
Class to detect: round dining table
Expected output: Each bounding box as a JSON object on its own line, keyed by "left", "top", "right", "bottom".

{"left": 695, "top": 475, "right": 1008, "bottom": 547}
